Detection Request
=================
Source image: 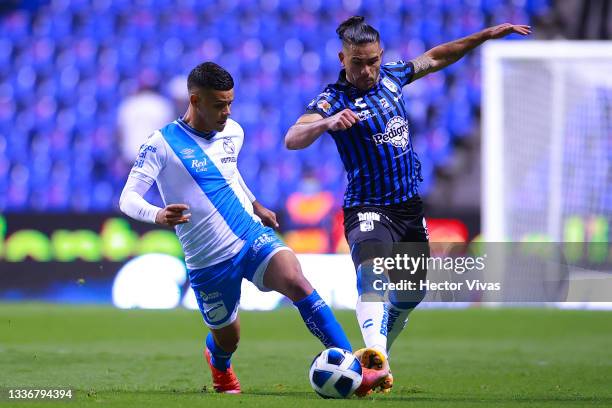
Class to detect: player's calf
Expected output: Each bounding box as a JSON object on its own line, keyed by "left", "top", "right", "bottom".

{"left": 264, "top": 250, "right": 353, "bottom": 351}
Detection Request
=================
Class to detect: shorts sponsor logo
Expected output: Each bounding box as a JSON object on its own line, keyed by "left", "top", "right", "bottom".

{"left": 372, "top": 116, "right": 409, "bottom": 150}
{"left": 199, "top": 291, "right": 221, "bottom": 302}
{"left": 358, "top": 212, "right": 380, "bottom": 232}
{"left": 204, "top": 300, "right": 228, "bottom": 323}
{"left": 360, "top": 220, "right": 374, "bottom": 232}
{"left": 251, "top": 233, "right": 276, "bottom": 255}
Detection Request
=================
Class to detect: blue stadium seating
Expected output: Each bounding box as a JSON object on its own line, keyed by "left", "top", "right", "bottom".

{"left": 0, "top": 0, "right": 549, "bottom": 212}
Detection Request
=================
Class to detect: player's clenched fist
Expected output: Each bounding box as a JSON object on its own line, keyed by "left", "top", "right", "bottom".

{"left": 155, "top": 203, "right": 191, "bottom": 227}
{"left": 326, "top": 109, "right": 360, "bottom": 131}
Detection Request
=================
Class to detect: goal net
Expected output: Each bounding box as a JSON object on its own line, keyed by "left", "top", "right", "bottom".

{"left": 481, "top": 41, "right": 612, "bottom": 304}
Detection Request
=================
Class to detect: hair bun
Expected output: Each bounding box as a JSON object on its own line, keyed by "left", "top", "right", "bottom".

{"left": 336, "top": 15, "right": 366, "bottom": 39}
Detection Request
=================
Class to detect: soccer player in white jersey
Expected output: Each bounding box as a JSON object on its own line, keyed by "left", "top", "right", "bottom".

{"left": 119, "top": 62, "right": 387, "bottom": 395}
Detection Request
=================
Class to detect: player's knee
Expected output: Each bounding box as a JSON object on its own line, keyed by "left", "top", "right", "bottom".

{"left": 285, "top": 273, "right": 313, "bottom": 302}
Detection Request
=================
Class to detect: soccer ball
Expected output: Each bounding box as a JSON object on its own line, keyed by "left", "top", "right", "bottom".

{"left": 309, "top": 347, "right": 362, "bottom": 398}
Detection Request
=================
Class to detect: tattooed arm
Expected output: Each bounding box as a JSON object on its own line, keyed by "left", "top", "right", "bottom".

{"left": 409, "top": 23, "right": 531, "bottom": 81}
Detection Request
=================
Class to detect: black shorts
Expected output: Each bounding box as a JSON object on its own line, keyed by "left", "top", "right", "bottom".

{"left": 343, "top": 196, "right": 429, "bottom": 267}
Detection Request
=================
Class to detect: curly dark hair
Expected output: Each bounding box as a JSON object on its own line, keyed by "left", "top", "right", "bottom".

{"left": 336, "top": 16, "right": 380, "bottom": 46}
{"left": 187, "top": 62, "right": 234, "bottom": 92}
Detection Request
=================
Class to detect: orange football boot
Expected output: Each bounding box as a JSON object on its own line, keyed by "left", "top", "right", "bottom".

{"left": 204, "top": 348, "right": 241, "bottom": 394}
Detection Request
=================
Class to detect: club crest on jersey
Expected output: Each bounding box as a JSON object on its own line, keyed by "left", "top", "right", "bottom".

{"left": 372, "top": 116, "right": 409, "bottom": 150}
{"left": 223, "top": 137, "right": 235, "bottom": 154}
{"left": 382, "top": 77, "right": 398, "bottom": 93}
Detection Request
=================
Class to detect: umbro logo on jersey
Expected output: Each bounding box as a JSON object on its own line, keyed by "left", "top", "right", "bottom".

{"left": 372, "top": 116, "right": 409, "bottom": 150}
{"left": 180, "top": 148, "right": 195, "bottom": 159}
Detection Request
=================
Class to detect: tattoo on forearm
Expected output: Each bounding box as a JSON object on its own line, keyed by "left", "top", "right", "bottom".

{"left": 410, "top": 55, "right": 435, "bottom": 74}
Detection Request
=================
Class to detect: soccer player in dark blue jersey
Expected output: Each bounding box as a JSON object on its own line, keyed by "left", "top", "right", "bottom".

{"left": 285, "top": 16, "right": 530, "bottom": 392}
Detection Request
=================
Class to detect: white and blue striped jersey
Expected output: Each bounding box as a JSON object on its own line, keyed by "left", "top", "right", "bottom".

{"left": 128, "top": 117, "right": 262, "bottom": 270}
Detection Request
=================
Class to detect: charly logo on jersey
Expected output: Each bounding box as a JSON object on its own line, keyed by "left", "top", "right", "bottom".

{"left": 180, "top": 147, "right": 195, "bottom": 159}
{"left": 372, "top": 116, "right": 409, "bottom": 150}
{"left": 354, "top": 97, "right": 377, "bottom": 121}
{"left": 354, "top": 97, "right": 368, "bottom": 109}
{"left": 382, "top": 77, "right": 398, "bottom": 93}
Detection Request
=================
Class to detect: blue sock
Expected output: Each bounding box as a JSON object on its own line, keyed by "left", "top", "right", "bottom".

{"left": 206, "top": 333, "right": 232, "bottom": 372}
{"left": 294, "top": 290, "right": 352, "bottom": 352}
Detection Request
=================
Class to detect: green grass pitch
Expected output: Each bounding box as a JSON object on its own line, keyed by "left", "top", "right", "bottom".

{"left": 1, "top": 304, "right": 611, "bottom": 407}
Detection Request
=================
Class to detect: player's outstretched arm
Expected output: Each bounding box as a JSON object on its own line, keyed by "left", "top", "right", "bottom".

{"left": 119, "top": 175, "right": 191, "bottom": 227}
{"left": 285, "top": 109, "right": 360, "bottom": 150}
{"left": 410, "top": 23, "right": 531, "bottom": 81}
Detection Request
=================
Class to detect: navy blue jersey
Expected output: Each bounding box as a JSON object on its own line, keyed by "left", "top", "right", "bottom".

{"left": 305, "top": 60, "right": 423, "bottom": 208}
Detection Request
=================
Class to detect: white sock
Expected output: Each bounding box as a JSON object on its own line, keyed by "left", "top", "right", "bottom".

{"left": 355, "top": 298, "right": 388, "bottom": 358}
{"left": 385, "top": 302, "right": 415, "bottom": 353}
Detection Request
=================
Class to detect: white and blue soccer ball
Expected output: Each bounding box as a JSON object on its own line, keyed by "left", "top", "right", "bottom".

{"left": 309, "top": 347, "right": 363, "bottom": 399}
